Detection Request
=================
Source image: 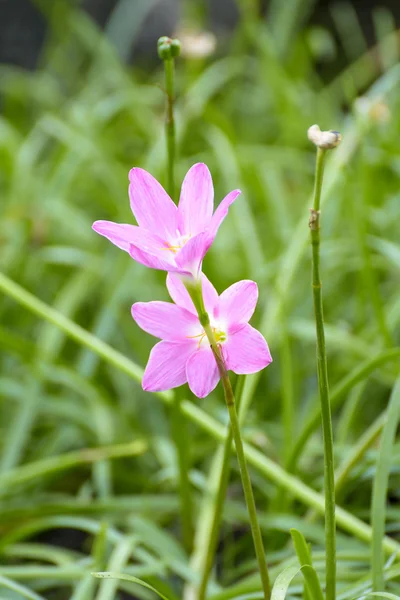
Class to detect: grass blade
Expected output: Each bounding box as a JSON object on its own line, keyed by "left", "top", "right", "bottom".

{"left": 290, "top": 529, "right": 324, "bottom": 600}
{"left": 92, "top": 572, "right": 173, "bottom": 600}
{"left": 371, "top": 378, "right": 400, "bottom": 591}
{"left": 271, "top": 564, "right": 323, "bottom": 600}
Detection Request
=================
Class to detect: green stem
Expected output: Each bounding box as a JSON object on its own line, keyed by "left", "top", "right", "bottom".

{"left": 184, "top": 311, "right": 268, "bottom": 600}
{"left": 161, "top": 46, "right": 193, "bottom": 552}
{"left": 171, "top": 395, "right": 194, "bottom": 553}
{"left": 309, "top": 147, "right": 336, "bottom": 600}
{"left": 192, "top": 377, "right": 244, "bottom": 600}
{"left": 186, "top": 279, "right": 270, "bottom": 598}
{"left": 281, "top": 314, "right": 294, "bottom": 469}
{"left": 164, "top": 58, "right": 176, "bottom": 198}
{"left": 204, "top": 320, "right": 270, "bottom": 600}
{"left": 197, "top": 425, "right": 233, "bottom": 600}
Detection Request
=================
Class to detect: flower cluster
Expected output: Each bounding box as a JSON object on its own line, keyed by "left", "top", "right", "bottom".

{"left": 93, "top": 163, "right": 272, "bottom": 398}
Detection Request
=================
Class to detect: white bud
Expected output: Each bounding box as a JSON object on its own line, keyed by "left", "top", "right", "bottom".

{"left": 307, "top": 124, "right": 342, "bottom": 149}
{"left": 175, "top": 29, "right": 217, "bottom": 59}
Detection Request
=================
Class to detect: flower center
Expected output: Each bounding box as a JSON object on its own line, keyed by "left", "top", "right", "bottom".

{"left": 162, "top": 231, "right": 191, "bottom": 254}
{"left": 187, "top": 326, "right": 227, "bottom": 349}
{"left": 214, "top": 328, "right": 227, "bottom": 343}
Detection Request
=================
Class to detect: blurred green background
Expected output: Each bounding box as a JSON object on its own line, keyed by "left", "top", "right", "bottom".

{"left": 1, "top": 1, "right": 400, "bottom": 599}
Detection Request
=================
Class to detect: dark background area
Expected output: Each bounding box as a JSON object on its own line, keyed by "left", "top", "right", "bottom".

{"left": 1, "top": 0, "right": 400, "bottom": 72}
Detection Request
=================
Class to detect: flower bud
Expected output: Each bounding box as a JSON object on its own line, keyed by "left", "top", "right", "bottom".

{"left": 157, "top": 36, "right": 181, "bottom": 60}
{"left": 307, "top": 124, "right": 342, "bottom": 149}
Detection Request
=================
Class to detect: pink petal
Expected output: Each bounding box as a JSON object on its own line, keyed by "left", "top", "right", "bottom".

{"left": 223, "top": 324, "right": 272, "bottom": 374}
{"left": 186, "top": 348, "right": 220, "bottom": 398}
{"left": 208, "top": 189, "right": 241, "bottom": 239}
{"left": 132, "top": 301, "right": 200, "bottom": 341}
{"left": 93, "top": 220, "right": 178, "bottom": 271}
{"left": 129, "top": 168, "right": 178, "bottom": 240}
{"left": 202, "top": 275, "right": 219, "bottom": 317}
{"left": 142, "top": 341, "right": 195, "bottom": 392}
{"left": 218, "top": 280, "right": 258, "bottom": 330}
{"left": 166, "top": 273, "right": 196, "bottom": 314}
{"left": 175, "top": 231, "right": 213, "bottom": 277}
{"left": 129, "top": 244, "right": 181, "bottom": 272}
{"left": 92, "top": 221, "right": 147, "bottom": 252}
{"left": 166, "top": 273, "right": 219, "bottom": 316}
{"left": 177, "top": 163, "right": 214, "bottom": 236}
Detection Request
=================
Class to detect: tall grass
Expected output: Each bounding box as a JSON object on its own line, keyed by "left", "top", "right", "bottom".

{"left": 0, "top": 2, "right": 400, "bottom": 599}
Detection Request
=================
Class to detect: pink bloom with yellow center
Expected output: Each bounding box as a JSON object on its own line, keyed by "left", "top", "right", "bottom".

{"left": 131, "top": 274, "right": 272, "bottom": 398}
{"left": 92, "top": 163, "right": 240, "bottom": 278}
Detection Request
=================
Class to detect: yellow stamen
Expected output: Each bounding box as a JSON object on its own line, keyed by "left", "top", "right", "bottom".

{"left": 187, "top": 327, "right": 226, "bottom": 349}
{"left": 186, "top": 331, "right": 207, "bottom": 349}
{"left": 161, "top": 234, "right": 192, "bottom": 254}
{"left": 214, "top": 329, "right": 227, "bottom": 343}
{"left": 161, "top": 244, "right": 181, "bottom": 254}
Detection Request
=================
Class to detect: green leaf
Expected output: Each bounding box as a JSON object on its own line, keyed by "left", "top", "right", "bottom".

{"left": 359, "top": 593, "right": 400, "bottom": 600}
{"left": 91, "top": 572, "right": 172, "bottom": 600}
{"left": 290, "top": 529, "right": 324, "bottom": 600}
{"left": 0, "top": 575, "right": 46, "bottom": 600}
{"left": 272, "top": 565, "right": 301, "bottom": 600}
{"left": 371, "top": 378, "right": 400, "bottom": 591}
{"left": 290, "top": 528, "right": 313, "bottom": 567}
{"left": 271, "top": 564, "right": 323, "bottom": 600}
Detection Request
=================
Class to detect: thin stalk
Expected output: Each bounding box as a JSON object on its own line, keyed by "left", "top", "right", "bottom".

{"left": 194, "top": 376, "right": 245, "bottom": 600}
{"left": 197, "top": 425, "right": 233, "bottom": 600}
{"left": 309, "top": 147, "right": 336, "bottom": 600}
{"left": 164, "top": 57, "right": 176, "bottom": 198}
{"left": 204, "top": 320, "right": 270, "bottom": 600}
{"left": 187, "top": 286, "right": 271, "bottom": 599}
{"left": 159, "top": 39, "right": 193, "bottom": 551}
{"left": 171, "top": 395, "right": 194, "bottom": 553}
{"left": 269, "top": 320, "right": 294, "bottom": 514}
{"left": 281, "top": 325, "right": 294, "bottom": 469}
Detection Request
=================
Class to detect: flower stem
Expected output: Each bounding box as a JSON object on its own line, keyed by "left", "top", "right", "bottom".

{"left": 203, "top": 320, "right": 271, "bottom": 599}
{"left": 171, "top": 394, "right": 194, "bottom": 553}
{"left": 163, "top": 57, "right": 176, "bottom": 199}
{"left": 309, "top": 147, "right": 336, "bottom": 600}
{"left": 158, "top": 37, "right": 180, "bottom": 197}
{"left": 197, "top": 424, "right": 233, "bottom": 600}
{"left": 158, "top": 38, "right": 192, "bottom": 552}
{"left": 186, "top": 282, "right": 270, "bottom": 598}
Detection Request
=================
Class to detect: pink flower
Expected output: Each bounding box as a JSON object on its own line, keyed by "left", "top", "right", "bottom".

{"left": 131, "top": 275, "right": 272, "bottom": 398}
{"left": 92, "top": 163, "right": 241, "bottom": 278}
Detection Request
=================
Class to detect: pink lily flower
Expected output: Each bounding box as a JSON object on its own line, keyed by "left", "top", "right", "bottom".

{"left": 131, "top": 274, "right": 272, "bottom": 398}
{"left": 92, "top": 163, "right": 241, "bottom": 278}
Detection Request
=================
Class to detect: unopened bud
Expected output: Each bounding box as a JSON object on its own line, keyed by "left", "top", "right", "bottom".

{"left": 157, "top": 36, "right": 181, "bottom": 60}
{"left": 307, "top": 124, "right": 342, "bottom": 149}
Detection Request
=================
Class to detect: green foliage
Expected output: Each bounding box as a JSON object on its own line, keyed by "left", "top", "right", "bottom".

{"left": 1, "top": 1, "right": 400, "bottom": 599}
